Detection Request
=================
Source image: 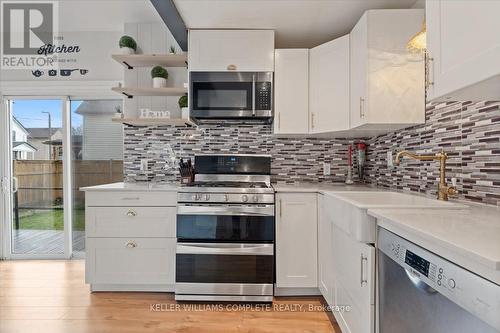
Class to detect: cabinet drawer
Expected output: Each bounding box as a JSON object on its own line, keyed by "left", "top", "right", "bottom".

{"left": 86, "top": 207, "right": 176, "bottom": 238}
{"left": 86, "top": 238, "right": 175, "bottom": 285}
{"left": 86, "top": 191, "right": 176, "bottom": 207}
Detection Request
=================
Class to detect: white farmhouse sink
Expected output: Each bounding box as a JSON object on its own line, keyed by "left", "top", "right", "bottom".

{"left": 322, "top": 191, "right": 468, "bottom": 243}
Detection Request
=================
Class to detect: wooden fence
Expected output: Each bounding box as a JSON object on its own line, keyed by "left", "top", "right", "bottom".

{"left": 14, "top": 160, "right": 123, "bottom": 208}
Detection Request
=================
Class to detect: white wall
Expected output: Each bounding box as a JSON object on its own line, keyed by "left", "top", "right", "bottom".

{"left": 123, "top": 23, "right": 187, "bottom": 118}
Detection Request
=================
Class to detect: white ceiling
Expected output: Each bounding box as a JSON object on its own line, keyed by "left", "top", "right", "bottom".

{"left": 57, "top": 0, "right": 162, "bottom": 31}
{"left": 174, "top": 0, "right": 420, "bottom": 48}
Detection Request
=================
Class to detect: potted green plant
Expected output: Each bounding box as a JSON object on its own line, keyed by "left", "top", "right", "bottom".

{"left": 168, "top": 45, "right": 176, "bottom": 54}
{"left": 178, "top": 95, "right": 188, "bottom": 119}
{"left": 151, "top": 65, "right": 168, "bottom": 88}
{"left": 119, "top": 35, "right": 137, "bottom": 54}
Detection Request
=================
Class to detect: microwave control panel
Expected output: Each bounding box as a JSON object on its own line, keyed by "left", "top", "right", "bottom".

{"left": 256, "top": 82, "right": 272, "bottom": 110}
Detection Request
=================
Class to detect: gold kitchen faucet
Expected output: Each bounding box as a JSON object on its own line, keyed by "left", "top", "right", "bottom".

{"left": 395, "top": 149, "right": 458, "bottom": 201}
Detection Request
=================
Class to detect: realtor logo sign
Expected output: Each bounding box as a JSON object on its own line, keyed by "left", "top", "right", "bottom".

{"left": 1, "top": 0, "right": 59, "bottom": 69}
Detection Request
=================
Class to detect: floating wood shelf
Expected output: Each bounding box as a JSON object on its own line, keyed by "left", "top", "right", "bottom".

{"left": 112, "top": 117, "right": 195, "bottom": 127}
{"left": 112, "top": 86, "right": 187, "bottom": 98}
{"left": 112, "top": 54, "right": 187, "bottom": 69}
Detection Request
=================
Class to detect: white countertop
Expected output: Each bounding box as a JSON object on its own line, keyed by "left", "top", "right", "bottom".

{"left": 80, "top": 182, "right": 179, "bottom": 192}
{"left": 369, "top": 205, "right": 500, "bottom": 284}
{"left": 272, "top": 182, "right": 377, "bottom": 193}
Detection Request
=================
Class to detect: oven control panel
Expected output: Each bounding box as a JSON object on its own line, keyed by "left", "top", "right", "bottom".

{"left": 378, "top": 227, "right": 500, "bottom": 331}
{"left": 178, "top": 192, "right": 275, "bottom": 204}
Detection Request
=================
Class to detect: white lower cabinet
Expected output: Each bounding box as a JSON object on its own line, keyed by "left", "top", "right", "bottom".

{"left": 332, "top": 226, "right": 375, "bottom": 333}
{"left": 276, "top": 193, "right": 318, "bottom": 289}
{"left": 84, "top": 190, "right": 177, "bottom": 292}
{"left": 86, "top": 238, "right": 176, "bottom": 285}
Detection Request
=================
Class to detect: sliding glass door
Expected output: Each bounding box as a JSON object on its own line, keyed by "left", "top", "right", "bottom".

{"left": 1, "top": 97, "right": 123, "bottom": 259}
{"left": 70, "top": 99, "right": 123, "bottom": 256}
{"left": 2, "top": 98, "right": 68, "bottom": 258}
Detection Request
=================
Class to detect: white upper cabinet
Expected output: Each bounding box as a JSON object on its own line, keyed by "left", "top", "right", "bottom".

{"left": 426, "top": 0, "right": 500, "bottom": 101}
{"left": 350, "top": 10, "right": 425, "bottom": 131}
{"left": 276, "top": 193, "right": 318, "bottom": 289}
{"left": 274, "top": 49, "right": 310, "bottom": 134}
{"left": 309, "top": 35, "right": 350, "bottom": 133}
{"left": 188, "top": 30, "right": 275, "bottom": 72}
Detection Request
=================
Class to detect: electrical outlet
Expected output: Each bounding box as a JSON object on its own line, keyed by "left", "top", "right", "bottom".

{"left": 140, "top": 159, "right": 150, "bottom": 171}
{"left": 323, "top": 162, "right": 331, "bottom": 176}
{"left": 387, "top": 151, "right": 394, "bottom": 168}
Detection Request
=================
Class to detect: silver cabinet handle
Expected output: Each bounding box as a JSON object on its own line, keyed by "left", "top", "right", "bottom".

{"left": 126, "top": 210, "right": 137, "bottom": 217}
{"left": 279, "top": 199, "right": 282, "bottom": 218}
{"left": 122, "top": 197, "right": 140, "bottom": 201}
{"left": 227, "top": 64, "right": 237, "bottom": 70}
{"left": 311, "top": 112, "right": 315, "bottom": 129}
{"left": 425, "top": 53, "right": 435, "bottom": 90}
{"left": 126, "top": 241, "right": 137, "bottom": 248}
{"left": 360, "top": 254, "right": 368, "bottom": 286}
{"left": 359, "top": 97, "right": 365, "bottom": 119}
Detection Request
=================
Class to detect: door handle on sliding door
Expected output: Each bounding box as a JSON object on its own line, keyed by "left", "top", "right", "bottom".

{"left": 12, "top": 177, "right": 18, "bottom": 193}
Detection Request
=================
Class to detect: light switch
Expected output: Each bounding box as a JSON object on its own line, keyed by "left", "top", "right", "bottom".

{"left": 387, "top": 151, "right": 394, "bottom": 168}
{"left": 323, "top": 162, "right": 331, "bottom": 176}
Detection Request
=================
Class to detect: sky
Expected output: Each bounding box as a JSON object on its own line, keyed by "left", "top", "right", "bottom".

{"left": 12, "top": 99, "right": 83, "bottom": 129}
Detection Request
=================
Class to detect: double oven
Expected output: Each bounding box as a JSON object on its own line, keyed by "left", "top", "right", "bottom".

{"left": 175, "top": 155, "right": 275, "bottom": 302}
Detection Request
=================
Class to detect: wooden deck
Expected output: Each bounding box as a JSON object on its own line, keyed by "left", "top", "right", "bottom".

{"left": 12, "top": 230, "right": 85, "bottom": 254}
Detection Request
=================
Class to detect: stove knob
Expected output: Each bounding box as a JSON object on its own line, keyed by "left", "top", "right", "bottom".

{"left": 223, "top": 195, "right": 228, "bottom": 202}
{"left": 252, "top": 195, "right": 259, "bottom": 203}
{"left": 205, "top": 194, "right": 210, "bottom": 201}
{"left": 192, "top": 194, "right": 197, "bottom": 201}
{"left": 195, "top": 193, "right": 201, "bottom": 201}
{"left": 448, "top": 278, "right": 456, "bottom": 289}
{"left": 241, "top": 195, "right": 249, "bottom": 202}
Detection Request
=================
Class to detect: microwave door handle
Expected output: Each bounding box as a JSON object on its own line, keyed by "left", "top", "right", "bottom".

{"left": 252, "top": 73, "right": 256, "bottom": 116}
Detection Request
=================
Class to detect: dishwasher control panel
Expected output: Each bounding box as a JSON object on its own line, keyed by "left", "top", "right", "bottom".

{"left": 378, "top": 227, "right": 500, "bottom": 331}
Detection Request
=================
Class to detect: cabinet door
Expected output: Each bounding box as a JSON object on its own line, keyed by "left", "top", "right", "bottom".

{"left": 426, "top": 0, "right": 500, "bottom": 100}
{"left": 309, "top": 35, "right": 350, "bottom": 133}
{"left": 276, "top": 193, "right": 318, "bottom": 288}
{"left": 274, "top": 49, "right": 309, "bottom": 134}
{"left": 188, "top": 30, "right": 275, "bottom": 72}
{"left": 332, "top": 226, "right": 375, "bottom": 333}
{"left": 318, "top": 195, "right": 334, "bottom": 305}
{"left": 86, "top": 206, "right": 176, "bottom": 238}
{"left": 86, "top": 238, "right": 176, "bottom": 285}
{"left": 349, "top": 13, "right": 368, "bottom": 128}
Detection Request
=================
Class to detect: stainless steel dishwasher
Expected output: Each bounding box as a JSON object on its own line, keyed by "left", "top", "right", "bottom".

{"left": 378, "top": 227, "right": 500, "bottom": 333}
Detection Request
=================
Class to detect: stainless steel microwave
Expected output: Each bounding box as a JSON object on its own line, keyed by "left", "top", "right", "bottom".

{"left": 189, "top": 72, "right": 273, "bottom": 121}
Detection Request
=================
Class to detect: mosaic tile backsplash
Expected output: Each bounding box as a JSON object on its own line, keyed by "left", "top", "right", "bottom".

{"left": 124, "top": 121, "right": 358, "bottom": 184}
{"left": 124, "top": 101, "right": 500, "bottom": 206}
{"left": 365, "top": 101, "right": 500, "bottom": 206}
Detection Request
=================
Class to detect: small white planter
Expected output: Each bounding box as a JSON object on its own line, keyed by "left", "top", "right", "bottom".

{"left": 181, "top": 107, "right": 189, "bottom": 120}
{"left": 153, "top": 77, "right": 167, "bottom": 88}
{"left": 121, "top": 47, "right": 135, "bottom": 55}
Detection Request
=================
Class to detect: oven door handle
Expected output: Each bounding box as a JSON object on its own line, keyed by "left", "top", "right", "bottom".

{"left": 177, "top": 205, "right": 274, "bottom": 216}
{"left": 177, "top": 243, "right": 274, "bottom": 255}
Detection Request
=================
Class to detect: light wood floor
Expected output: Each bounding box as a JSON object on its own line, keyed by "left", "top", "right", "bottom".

{"left": 0, "top": 260, "right": 340, "bottom": 333}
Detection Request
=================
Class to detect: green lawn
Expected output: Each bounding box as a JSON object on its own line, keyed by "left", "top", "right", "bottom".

{"left": 18, "top": 209, "right": 85, "bottom": 231}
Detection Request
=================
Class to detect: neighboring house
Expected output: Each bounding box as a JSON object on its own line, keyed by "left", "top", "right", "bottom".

{"left": 27, "top": 127, "right": 63, "bottom": 160}
{"left": 12, "top": 117, "right": 37, "bottom": 160}
{"left": 74, "top": 100, "right": 123, "bottom": 160}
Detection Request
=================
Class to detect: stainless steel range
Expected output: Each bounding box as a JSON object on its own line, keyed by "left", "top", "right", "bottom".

{"left": 175, "top": 155, "right": 275, "bottom": 302}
